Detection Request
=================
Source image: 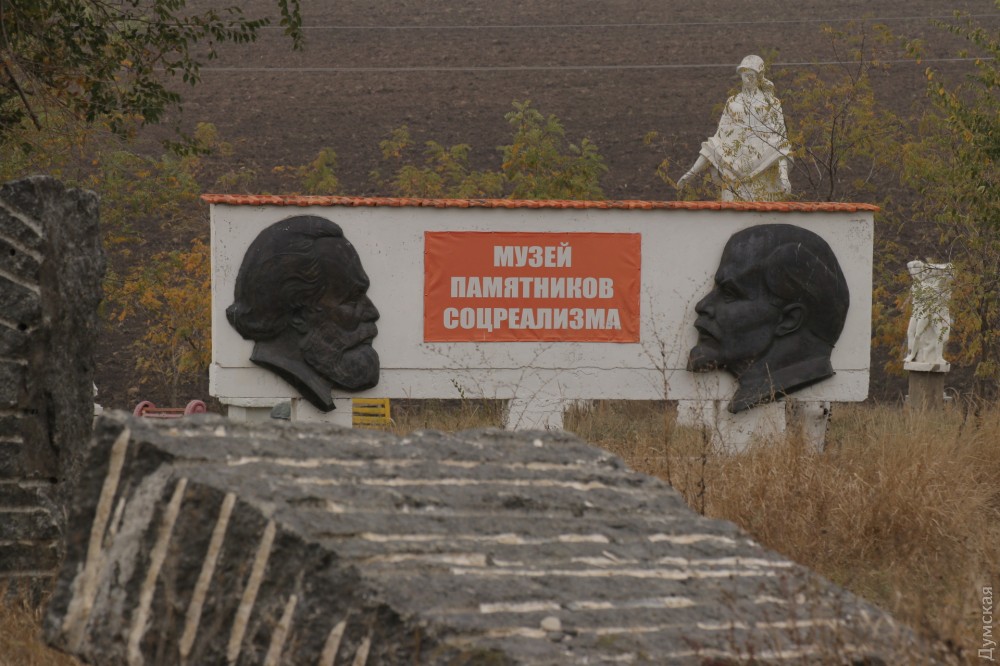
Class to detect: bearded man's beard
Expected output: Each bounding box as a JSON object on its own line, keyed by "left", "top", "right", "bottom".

{"left": 299, "top": 326, "right": 380, "bottom": 391}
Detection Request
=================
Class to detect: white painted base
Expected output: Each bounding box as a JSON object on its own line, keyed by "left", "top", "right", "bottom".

{"left": 224, "top": 398, "right": 354, "bottom": 427}
{"left": 505, "top": 398, "right": 567, "bottom": 431}
{"left": 675, "top": 400, "right": 786, "bottom": 452}
{"left": 226, "top": 405, "right": 275, "bottom": 423}
{"left": 676, "top": 400, "right": 831, "bottom": 452}
{"left": 785, "top": 401, "right": 832, "bottom": 452}
{"left": 290, "top": 398, "right": 353, "bottom": 427}
{"left": 903, "top": 361, "right": 950, "bottom": 373}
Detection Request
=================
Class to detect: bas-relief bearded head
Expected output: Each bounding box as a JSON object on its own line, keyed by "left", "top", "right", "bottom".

{"left": 226, "top": 215, "right": 380, "bottom": 412}
{"left": 687, "top": 224, "right": 849, "bottom": 413}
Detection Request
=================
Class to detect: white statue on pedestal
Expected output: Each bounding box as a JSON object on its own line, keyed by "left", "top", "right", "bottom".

{"left": 677, "top": 55, "right": 793, "bottom": 201}
{"left": 903, "top": 260, "right": 952, "bottom": 372}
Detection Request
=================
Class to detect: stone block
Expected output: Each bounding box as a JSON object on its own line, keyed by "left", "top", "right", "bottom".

{"left": 0, "top": 360, "right": 26, "bottom": 408}
{"left": 0, "top": 208, "right": 43, "bottom": 253}
{"left": 0, "top": 233, "right": 41, "bottom": 283}
{"left": 0, "top": 281, "right": 40, "bottom": 332}
{"left": 0, "top": 541, "right": 60, "bottom": 573}
{"left": 0, "top": 176, "right": 104, "bottom": 603}
{"left": 0, "top": 480, "right": 58, "bottom": 507}
{"left": 0, "top": 327, "right": 30, "bottom": 357}
{"left": 0, "top": 441, "right": 24, "bottom": 477}
{"left": 0, "top": 508, "right": 60, "bottom": 541}
{"left": 45, "top": 413, "right": 936, "bottom": 665}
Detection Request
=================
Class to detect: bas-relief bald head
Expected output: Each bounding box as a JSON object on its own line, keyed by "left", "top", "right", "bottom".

{"left": 688, "top": 224, "right": 849, "bottom": 413}
{"left": 226, "top": 215, "right": 380, "bottom": 412}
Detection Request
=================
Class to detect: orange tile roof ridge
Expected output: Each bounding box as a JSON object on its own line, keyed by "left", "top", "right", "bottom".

{"left": 200, "top": 193, "right": 879, "bottom": 213}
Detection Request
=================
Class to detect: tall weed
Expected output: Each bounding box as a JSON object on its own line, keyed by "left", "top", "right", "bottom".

{"left": 567, "top": 401, "right": 1000, "bottom": 663}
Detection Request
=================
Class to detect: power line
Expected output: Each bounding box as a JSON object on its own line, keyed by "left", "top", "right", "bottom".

{"left": 262, "top": 14, "right": 1000, "bottom": 31}
{"left": 198, "top": 57, "right": 982, "bottom": 74}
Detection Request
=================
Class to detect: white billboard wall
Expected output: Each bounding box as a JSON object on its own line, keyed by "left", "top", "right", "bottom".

{"left": 207, "top": 196, "right": 874, "bottom": 442}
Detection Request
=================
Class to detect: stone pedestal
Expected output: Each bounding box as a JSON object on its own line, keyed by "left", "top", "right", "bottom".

{"left": 675, "top": 400, "right": 786, "bottom": 452}
{"left": 224, "top": 398, "right": 353, "bottom": 427}
{"left": 907, "top": 367, "right": 947, "bottom": 411}
{"left": 675, "top": 400, "right": 832, "bottom": 452}
{"left": 290, "top": 397, "right": 353, "bottom": 427}
{"left": 223, "top": 397, "right": 277, "bottom": 423}
{"left": 785, "top": 401, "right": 832, "bottom": 452}
{"left": 226, "top": 406, "right": 274, "bottom": 423}
{"left": 504, "top": 397, "right": 567, "bottom": 430}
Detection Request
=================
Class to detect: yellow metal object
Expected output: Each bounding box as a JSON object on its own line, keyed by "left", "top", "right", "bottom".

{"left": 352, "top": 398, "right": 392, "bottom": 428}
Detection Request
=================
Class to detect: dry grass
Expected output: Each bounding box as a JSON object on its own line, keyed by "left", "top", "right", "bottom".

{"left": 0, "top": 599, "right": 81, "bottom": 666}
{"left": 390, "top": 398, "right": 506, "bottom": 432}
{"left": 566, "top": 400, "right": 1000, "bottom": 664}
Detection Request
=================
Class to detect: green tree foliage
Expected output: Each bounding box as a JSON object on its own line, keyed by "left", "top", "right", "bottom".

{"left": 378, "top": 101, "right": 606, "bottom": 200}
{"left": 0, "top": 118, "right": 217, "bottom": 242}
{"left": 110, "top": 238, "right": 212, "bottom": 400}
{"left": 0, "top": 0, "right": 303, "bottom": 401}
{"left": 298, "top": 148, "right": 341, "bottom": 194}
{"left": 500, "top": 100, "right": 607, "bottom": 200}
{"left": 773, "top": 27, "right": 906, "bottom": 203}
{"left": 0, "top": 0, "right": 303, "bottom": 140}
{"left": 902, "top": 7, "right": 1000, "bottom": 401}
{"left": 274, "top": 147, "right": 343, "bottom": 194}
{"left": 376, "top": 126, "right": 503, "bottom": 198}
{"left": 0, "top": 119, "right": 229, "bottom": 398}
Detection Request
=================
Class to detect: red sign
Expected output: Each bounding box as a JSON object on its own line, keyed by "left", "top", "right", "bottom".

{"left": 424, "top": 231, "right": 641, "bottom": 342}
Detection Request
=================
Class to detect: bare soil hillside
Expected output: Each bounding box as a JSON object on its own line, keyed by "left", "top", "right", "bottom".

{"left": 171, "top": 0, "right": 992, "bottom": 199}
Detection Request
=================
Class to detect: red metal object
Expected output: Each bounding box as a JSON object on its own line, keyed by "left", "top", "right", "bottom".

{"left": 133, "top": 400, "right": 208, "bottom": 419}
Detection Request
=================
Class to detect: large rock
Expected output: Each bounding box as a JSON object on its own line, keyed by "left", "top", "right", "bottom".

{"left": 46, "top": 414, "right": 934, "bottom": 665}
{"left": 0, "top": 176, "right": 104, "bottom": 605}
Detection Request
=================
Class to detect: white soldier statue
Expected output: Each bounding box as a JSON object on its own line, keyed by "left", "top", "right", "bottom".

{"left": 677, "top": 55, "right": 793, "bottom": 201}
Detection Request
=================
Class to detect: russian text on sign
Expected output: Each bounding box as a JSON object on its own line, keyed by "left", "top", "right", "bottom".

{"left": 443, "top": 307, "right": 623, "bottom": 332}
{"left": 450, "top": 276, "right": 614, "bottom": 299}
{"left": 494, "top": 245, "right": 572, "bottom": 268}
{"left": 424, "top": 231, "right": 641, "bottom": 343}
